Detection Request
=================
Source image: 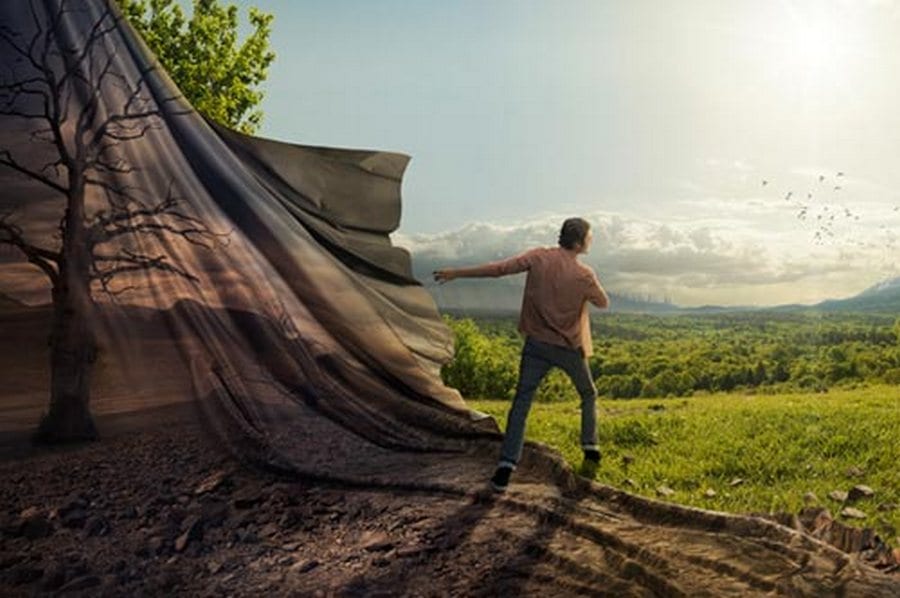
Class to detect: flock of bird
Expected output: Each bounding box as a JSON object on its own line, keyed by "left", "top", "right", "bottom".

{"left": 762, "top": 172, "right": 899, "bottom": 254}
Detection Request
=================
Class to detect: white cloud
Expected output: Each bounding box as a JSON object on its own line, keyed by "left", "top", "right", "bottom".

{"left": 397, "top": 209, "right": 896, "bottom": 307}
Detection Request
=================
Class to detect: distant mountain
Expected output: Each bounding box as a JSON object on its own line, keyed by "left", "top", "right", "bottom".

{"left": 811, "top": 276, "right": 900, "bottom": 313}
{"left": 423, "top": 275, "right": 900, "bottom": 316}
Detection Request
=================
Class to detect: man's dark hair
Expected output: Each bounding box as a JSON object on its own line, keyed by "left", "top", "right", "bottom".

{"left": 558, "top": 217, "right": 591, "bottom": 250}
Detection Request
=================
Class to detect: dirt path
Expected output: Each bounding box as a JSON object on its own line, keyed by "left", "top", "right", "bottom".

{"left": 0, "top": 403, "right": 897, "bottom": 597}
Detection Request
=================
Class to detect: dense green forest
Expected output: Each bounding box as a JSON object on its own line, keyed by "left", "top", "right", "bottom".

{"left": 441, "top": 312, "right": 900, "bottom": 401}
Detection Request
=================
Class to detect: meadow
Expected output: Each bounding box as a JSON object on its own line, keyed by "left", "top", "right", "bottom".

{"left": 443, "top": 313, "right": 900, "bottom": 541}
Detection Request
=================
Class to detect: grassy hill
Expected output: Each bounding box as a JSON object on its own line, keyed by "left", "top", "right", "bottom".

{"left": 471, "top": 386, "right": 900, "bottom": 541}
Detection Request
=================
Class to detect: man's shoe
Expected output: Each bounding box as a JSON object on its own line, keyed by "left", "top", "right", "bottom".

{"left": 578, "top": 460, "right": 599, "bottom": 480}
{"left": 489, "top": 466, "right": 513, "bottom": 493}
{"left": 583, "top": 449, "right": 601, "bottom": 464}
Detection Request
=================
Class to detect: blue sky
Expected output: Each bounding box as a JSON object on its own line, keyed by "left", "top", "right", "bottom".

{"left": 234, "top": 1, "right": 900, "bottom": 305}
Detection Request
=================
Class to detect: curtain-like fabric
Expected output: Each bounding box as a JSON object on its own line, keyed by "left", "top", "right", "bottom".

{"left": 0, "top": 0, "right": 501, "bottom": 481}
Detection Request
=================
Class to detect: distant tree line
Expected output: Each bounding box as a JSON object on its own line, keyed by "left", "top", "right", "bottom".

{"left": 441, "top": 313, "right": 900, "bottom": 401}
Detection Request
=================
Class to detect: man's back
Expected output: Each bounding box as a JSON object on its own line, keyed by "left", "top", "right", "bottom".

{"left": 479, "top": 246, "right": 608, "bottom": 356}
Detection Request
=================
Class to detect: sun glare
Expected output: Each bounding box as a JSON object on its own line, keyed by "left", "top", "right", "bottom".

{"left": 756, "top": 2, "right": 865, "bottom": 92}
{"left": 791, "top": 22, "right": 841, "bottom": 79}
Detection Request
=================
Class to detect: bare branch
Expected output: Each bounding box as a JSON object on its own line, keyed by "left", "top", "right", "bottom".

{"left": 0, "top": 149, "right": 67, "bottom": 196}
{"left": 92, "top": 248, "right": 200, "bottom": 284}
{"left": 0, "top": 214, "right": 61, "bottom": 286}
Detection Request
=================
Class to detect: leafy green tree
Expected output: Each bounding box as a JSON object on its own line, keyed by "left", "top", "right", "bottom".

{"left": 120, "top": 0, "right": 275, "bottom": 133}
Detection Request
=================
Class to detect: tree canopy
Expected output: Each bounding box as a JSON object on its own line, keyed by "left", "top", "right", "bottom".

{"left": 120, "top": 0, "right": 275, "bottom": 134}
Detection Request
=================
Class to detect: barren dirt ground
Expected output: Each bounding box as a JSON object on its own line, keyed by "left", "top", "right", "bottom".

{"left": 1, "top": 401, "right": 898, "bottom": 597}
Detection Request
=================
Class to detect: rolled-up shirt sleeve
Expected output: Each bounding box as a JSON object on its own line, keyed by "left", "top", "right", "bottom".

{"left": 477, "top": 248, "right": 537, "bottom": 277}
{"left": 584, "top": 270, "right": 610, "bottom": 308}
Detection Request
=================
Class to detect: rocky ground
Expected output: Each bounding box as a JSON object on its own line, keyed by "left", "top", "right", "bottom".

{"left": 0, "top": 403, "right": 898, "bottom": 597}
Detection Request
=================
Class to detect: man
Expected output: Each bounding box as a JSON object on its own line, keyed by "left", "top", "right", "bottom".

{"left": 433, "top": 217, "right": 610, "bottom": 492}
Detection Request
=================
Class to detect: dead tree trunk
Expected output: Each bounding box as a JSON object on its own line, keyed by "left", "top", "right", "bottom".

{"left": 35, "top": 176, "right": 98, "bottom": 442}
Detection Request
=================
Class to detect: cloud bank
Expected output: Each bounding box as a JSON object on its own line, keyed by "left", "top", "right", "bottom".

{"left": 395, "top": 209, "right": 896, "bottom": 307}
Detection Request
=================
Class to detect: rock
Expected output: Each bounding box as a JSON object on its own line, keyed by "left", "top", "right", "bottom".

{"left": 260, "top": 523, "right": 279, "bottom": 538}
{"left": 847, "top": 485, "right": 875, "bottom": 502}
{"left": 291, "top": 559, "right": 319, "bottom": 574}
{"left": 396, "top": 544, "right": 431, "bottom": 558}
{"left": 19, "top": 506, "right": 41, "bottom": 519}
{"left": 233, "top": 490, "right": 264, "bottom": 510}
{"left": 235, "top": 528, "right": 259, "bottom": 544}
{"left": 728, "top": 478, "right": 744, "bottom": 487}
{"left": 174, "top": 515, "right": 203, "bottom": 552}
{"left": 824, "top": 520, "right": 880, "bottom": 553}
{"left": 121, "top": 506, "right": 138, "bottom": 520}
{"left": 656, "top": 486, "right": 675, "bottom": 497}
{"left": 845, "top": 466, "right": 865, "bottom": 478}
{"left": 623, "top": 478, "right": 637, "bottom": 488}
{"left": 840, "top": 507, "right": 867, "bottom": 520}
{"left": 828, "top": 490, "right": 849, "bottom": 503}
{"left": 703, "top": 489, "right": 717, "bottom": 498}
{"left": 58, "top": 574, "right": 101, "bottom": 592}
{"left": 362, "top": 531, "right": 394, "bottom": 552}
{"left": 802, "top": 492, "right": 818, "bottom": 505}
{"left": 62, "top": 508, "right": 88, "bottom": 529}
{"left": 877, "top": 502, "right": 899, "bottom": 512}
{"left": 798, "top": 507, "right": 832, "bottom": 534}
{"left": 174, "top": 515, "right": 203, "bottom": 553}
{"left": 194, "top": 469, "right": 230, "bottom": 495}
{"left": 143, "top": 535, "right": 166, "bottom": 557}
{"left": 60, "top": 496, "right": 88, "bottom": 512}
{"left": 84, "top": 516, "right": 110, "bottom": 537}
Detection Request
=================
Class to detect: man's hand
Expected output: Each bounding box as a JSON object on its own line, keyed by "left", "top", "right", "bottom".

{"left": 433, "top": 268, "right": 457, "bottom": 284}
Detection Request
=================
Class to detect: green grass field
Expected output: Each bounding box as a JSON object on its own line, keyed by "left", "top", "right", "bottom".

{"left": 469, "top": 385, "right": 900, "bottom": 541}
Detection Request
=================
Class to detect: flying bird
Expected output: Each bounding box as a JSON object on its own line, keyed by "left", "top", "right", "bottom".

{"left": 761, "top": 180, "right": 768, "bottom": 186}
{"left": 836, "top": 172, "right": 844, "bottom": 177}
{"left": 834, "top": 186, "right": 842, "bottom": 191}
{"left": 818, "top": 175, "right": 825, "bottom": 182}
{"left": 785, "top": 191, "right": 793, "bottom": 200}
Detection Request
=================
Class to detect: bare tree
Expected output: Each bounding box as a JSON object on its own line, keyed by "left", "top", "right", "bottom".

{"left": 0, "top": 1, "right": 224, "bottom": 442}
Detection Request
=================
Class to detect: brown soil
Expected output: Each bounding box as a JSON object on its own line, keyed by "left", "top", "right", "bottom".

{"left": 0, "top": 402, "right": 898, "bottom": 597}
{"left": 0, "top": 306, "right": 897, "bottom": 596}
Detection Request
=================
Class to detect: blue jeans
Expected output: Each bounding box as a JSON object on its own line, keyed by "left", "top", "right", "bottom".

{"left": 498, "top": 337, "right": 598, "bottom": 469}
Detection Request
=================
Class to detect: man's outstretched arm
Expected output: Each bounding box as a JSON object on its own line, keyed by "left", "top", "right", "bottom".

{"left": 586, "top": 271, "right": 610, "bottom": 309}
{"left": 433, "top": 249, "right": 535, "bottom": 283}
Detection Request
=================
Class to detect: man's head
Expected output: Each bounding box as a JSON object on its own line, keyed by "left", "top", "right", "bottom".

{"left": 558, "top": 217, "right": 592, "bottom": 254}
